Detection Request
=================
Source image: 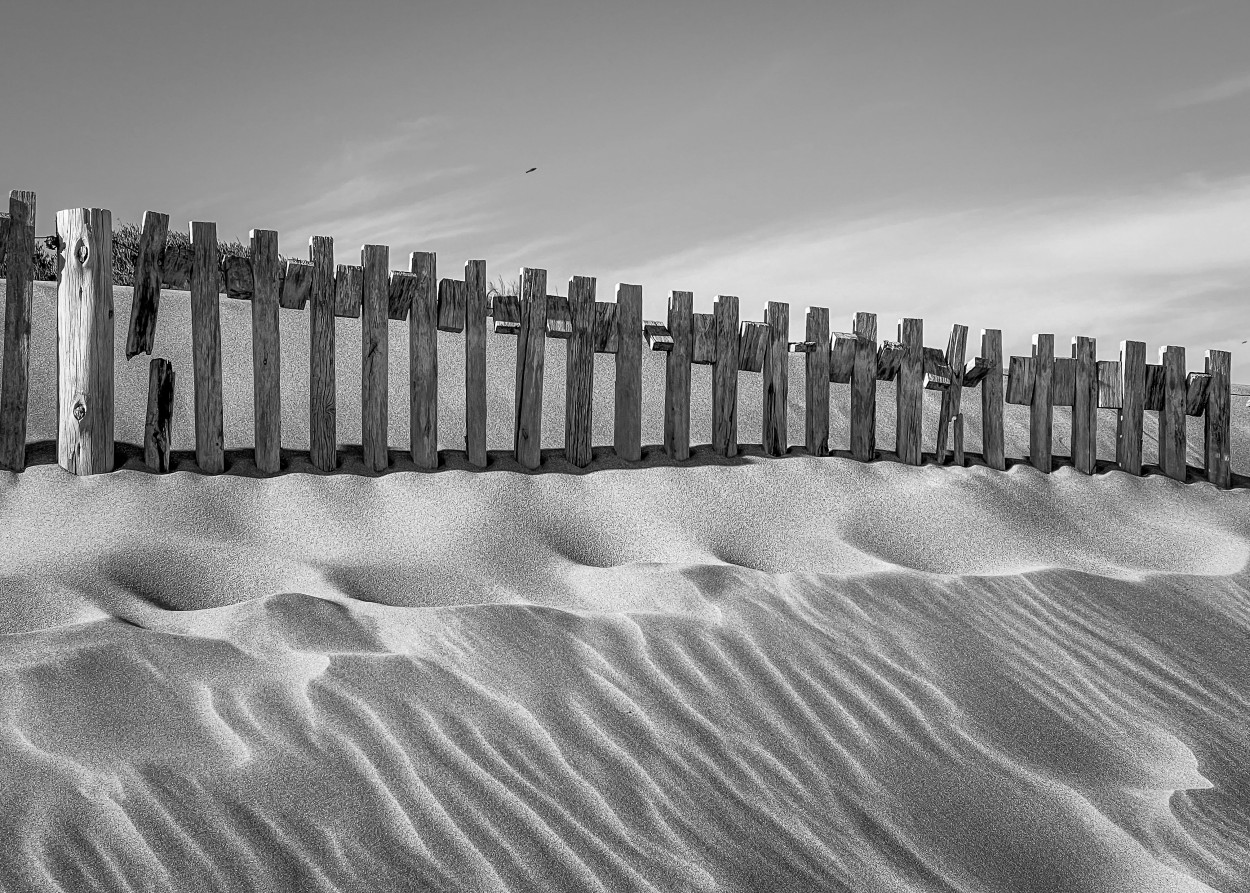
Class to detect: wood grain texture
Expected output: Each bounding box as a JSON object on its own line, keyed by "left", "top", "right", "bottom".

{"left": 953, "top": 413, "right": 964, "bottom": 467}
{"left": 1006, "top": 356, "right": 1034, "bottom": 405}
{"left": 250, "top": 229, "right": 282, "bottom": 474}
{"left": 1143, "top": 363, "right": 1166, "bottom": 412}
{"left": 161, "top": 243, "right": 193, "bottom": 289}
{"left": 691, "top": 312, "right": 717, "bottom": 365}
{"left": 980, "top": 329, "right": 1005, "bottom": 471}
{"left": 962, "top": 357, "right": 992, "bottom": 388}
{"left": 361, "top": 244, "right": 390, "bottom": 473}
{"left": 464, "top": 259, "right": 488, "bottom": 467}
{"left": 851, "top": 312, "right": 878, "bottom": 461}
{"left": 493, "top": 294, "right": 521, "bottom": 333}
{"left": 614, "top": 283, "right": 643, "bottom": 460}
{"left": 309, "top": 235, "right": 337, "bottom": 472}
{"left": 804, "top": 307, "right": 830, "bottom": 456}
{"left": 875, "top": 340, "right": 902, "bottom": 381}
{"left": 645, "top": 320, "right": 674, "bottom": 351}
{"left": 1159, "top": 345, "right": 1186, "bottom": 481}
{"left": 223, "top": 255, "right": 253, "bottom": 301}
{"left": 1051, "top": 357, "right": 1076, "bottom": 407}
{"left": 190, "top": 221, "right": 224, "bottom": 474}
{"left": 1030, "top": 334, "right": 1054, "bottom": 473}
{"left": 712, "top": 295, "right": 740, "bottom": 457}
{"left": 594, "top": 301, "right": 618, "bottom": 353}
{"left": 1204, "top": 349, "right": 1231, "bottom": 488}
{"left": 1072, "top": 336, "right": 1097, "bottom": 474}
{"left": 763, "top": 301, "right": 789, "bottom": 457}
{"left": 125, "top": 210, "right": 169, "bottom": 359}
{"left": 144, "top": 358, "right": 174, "bottom": 473}
{"left": 386, "top": 270, "right": 419, "bottom": 322}
{"left": 1116, "top": 340, "right": 1146, "bottom": 475}
{"left": 514, "top": 268, "right": 548, "bottom": 469}
{"left": 280, "top": 259, "right": 314, "bottom": 310}
{"left": 664, "top": 291, "right": 693, "bottom": 460}
{"left": 896, "top": 318, "right": 923, "bottom": 465}
{"left": 1185, "top": 373, "right": 1211, "bottom": 416}
{"left": 334, "top": 264, "right": 363, "bottom": 318}
{"left": 936, "top": 324, "right": 968, "bottom": 464}
{"left": 565, "top": 275, "right": 596, "bottom": 466}
{"left": 545, "top": 295, "right": 572, "bottom": 339}
{"left": 436, "top": 276, "right": 466, "bottom": 333}
{"left": 1, "top": 191, "right": 36, "bottom": 471}
{"left": 829, "top": 332, "right": 856, "bottom": 384}
{"left": 1097, "top": 360, "right": 1123, "bottom": 409}
{"left": 738, "top": 322, "right": 768, "bottom": 372}
{"left": 0, "top": 214, "right": 7, "bottom": 266}
{"left": 410, "top": 251, "right": 438, "bottom": 469}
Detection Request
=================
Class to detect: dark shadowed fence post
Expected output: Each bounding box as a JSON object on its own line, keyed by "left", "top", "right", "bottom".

{"left": 465, "top": 259, "right": 488, "bottom": 467}
{"left": 56, "top": 207, "right": 115, "bottom": 475}
{"left": 409, "top": 251, "right": 437, "bottom": 470}
{"left": 145, "top": 358, "right": 174, "bottom": 473}
{"left": 251, "top": 229, "right": 281, "bottom": 474}
{"left": 1072, "top": 336, "right": 1097, "bottom": 474}
{"left": 980, "top": 329, "right": 1005, "bottom": 470}
{"left": 514, "top": 267, "right": 547, "bottom": 469}
{"left": 1159, "top": 345, "right": 1186, "bottom": 481}
{"left": 1030, "top": 334, "right": 1054, "bottom": 473}
{"left": 565, "top": 275, "right": 596, "bottom": 467}
{"left": 361, "top": 244, "right": 390, "bottom": 472}
{"left": 125, "top": 210, "right": 168, "bottom": 360}
{"left": 614, "top": 283, "right": 643, "bottom": 461}
{"left": 712, "top": 294, "right": 740, "bottom": 457}
{"left": 1117, "top": 340, "right": 1146, "bottom": 475}
{"left": 851, "top": 312, "right": 877, "bottom": 462}
{"left": 896, "top": 318, "right": 923, "bottom": 465}
{"left": 803, "top": 306, "right": 829, "bottom": 456}
{"left": 664, "top": 291, "right": 693, "bottom": 460}
{"left": 936, "top": 323, "right": 968, "bottom": 464}
{"left": 190, "top": 221, "right": 224, "bottom": 474}
{"left": 1204, "top": 349, "right": 1231, "bottom": 488}
{"left": 763, "top": 301, "right": 789, "bottom": 456}
{"left": 309, "top": 235, "right": 337, "bottom": 472}
{"left": 1, "top": 190, "right": 36, "bottom": 471}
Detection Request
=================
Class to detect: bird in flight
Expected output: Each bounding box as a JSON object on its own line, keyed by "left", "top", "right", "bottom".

{"left": 525, "top": 167, "right": 537, "bottom": 173}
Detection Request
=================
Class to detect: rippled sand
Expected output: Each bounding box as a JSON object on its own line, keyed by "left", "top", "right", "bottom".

{"left": 0, "top": 283, "right": 1246, "bottom": 891}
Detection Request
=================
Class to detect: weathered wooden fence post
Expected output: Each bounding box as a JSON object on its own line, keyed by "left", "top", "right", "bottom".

{"left": 763, "top": 301, "right": 789, "bottom": 456}
{"left": 310, "top": 235, "right": 337, "bottom": 472}
{"left": 565, "top": 275, "right": 596, "bottom": 466}
{"left": 1, "top": 190, "right": 36, "bottom": 472}
{"left": 980, "top": 329, "right": 1005, "bottom": 470}
{"left": 664, "top": 291, "right": 693, "bottom": 460}
{"left": 936, "top": 323, "right": 968, "bottom": 464}
{"left": 614, "top": 283, "right": 643, "bottom": 461}
{"left": 803, "top": 307, "right": 830, "bottom": 456}
{"left": 1072, "top": 336, "right": 1097, "bottom": 474}
{"left": 1159, "top": 345, "right": 1186, "bottom": 481}
{"left": 55, "top": 207, "right": 115, "bottom": 475}
{"left": 1117, "top": 340, "right": 1146, "bottom": 475}
{"left": 851, "top": 312, "right": 877, "bottom": 462}
{"left": 251, "top": 229, "right": 282, "bottom": 474}
{"left": 125, "top": 210, "right": 168, "bottom": 360}
{"left": 514, "top": 267, "right": 547, "bottom": 468}
{"left": 1205, "top": 349, "right": 1231, "bottom": 488}
{"left": 190, "top": 221, "right": 225, "bottom": 474}
{"left": 145, "top": 358, "right": 174, "bottom": 473}
{"left": 410, "top": 251, "right": 438, "bottom": 469}
{"left": 362, "top": 244, "right": 390, "bottom": 472}
{"left": 465, "top": 259, "right": 488, "bottom": 467}
{"left": 712, "top": 295, "right": 739, "bottom": 457}
{"left": 896, "top": 318, "right": 923, "bottom": 465}
{"left": 1030, "top": 334, "right": 1054, "bottom": 472}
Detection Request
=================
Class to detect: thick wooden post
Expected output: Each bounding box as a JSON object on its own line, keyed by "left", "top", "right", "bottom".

{"left": 1072, "top": 336, "right": 1097, "bottom": 474}
{"left": 145, "top": 358, "right": 174, "bottom": 473}
{"left": 125, "top": 210, "right": 168, "bottom": 359}
{"left": 250, "top": 229, "right": 282, "bottom": 474}
{"left": 1117, "top": 340, "right": 1146, "bottom": 475}
{"left": 664, "top": 291, "right": 693, "bottom": 460}
{"left": 465, "top": 259, "right": 488, "bottom": 467}
{"left": 1030, "top": 334, "right": 1054, "bottom": 473}
{"left": 565, "top": 275, "right": 596, "bottom": 467}
{"left": 803, "top": 307, "right": 830, "bottom": 456}
{"left": 851, "top": 312, "right": 877, "bottom": 462}
{"left": 410, "top": 251, "right": 438, "bottom": 469}
{"left": 936, "top": 324, "right": 968, "bottom": 464}
{"left": 514, "top": 267, "right": 547, "bottom": 469}
{"left": 55, "top": 207, "right": 115, "bottom": 475}
{"left": 1205, "top": 349, "right": 1231, "bottom": 488}
{"left": 190, "top": 221, "right": 224, "bottom": 474}
{"left": 361, "top": 244, "right": 390, "bottom": 472}
{"left": 1159, "top": 345, "right": 1186, "bottom": 481}
{"left": 980, "top": 329, "right": 1005, "bottom": 470}
{"left": 896, "top": 318, "right": 923, "bottom": 465}
{"left": 1, "top": 190, "right": 36, "bottom": 472}
{"left": 712, "top": 295, "right": 740, "bottom": 457}
{"left": 613, "top": 283, "right": 643, "bottom": 461}
{"left": 763, "top": 301, "right": 789, "bottom": 456}
{"left": 309, "top": 235, "right": 337, "bottom": 472}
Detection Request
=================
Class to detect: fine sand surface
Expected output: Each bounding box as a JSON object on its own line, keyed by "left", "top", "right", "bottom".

{"left": 1, "top": 281, "right": 1248, "bottom": 892}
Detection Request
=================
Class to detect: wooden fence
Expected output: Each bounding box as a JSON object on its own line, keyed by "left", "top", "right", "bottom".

{"left": 0, "top": 192, "right": 1234, "bottom": 489}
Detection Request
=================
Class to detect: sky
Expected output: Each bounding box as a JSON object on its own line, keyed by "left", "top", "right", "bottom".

{"left": 2, "top": 0, "right": 1248, "bottom": 370}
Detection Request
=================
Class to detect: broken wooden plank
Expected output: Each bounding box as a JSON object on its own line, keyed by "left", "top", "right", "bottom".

{"left": 1185, "top": 372, "right": 1211, "bottom": 416}
{"left": 981, "top": 329, "right": 1005, "bottom": 471}
{"left": 144, "top": 358, "right": 174, "bottom": 473}
{"left": 763, "top": 301, "right": 789, "bottom": 457}
{"left": 664, "top": 291, "right": 693, "bottom": 460}
{"left": 545, "top": 294, "right": 572, "bottom": 339}
{"left": 280, "top": 258, "right": 314, "bottom": 311}
{"left": 1, "top": 190, "right": 36, "bottom": 472}
{"left": 896, "top": 318, "right": 923, "bottom": 465}
{"left": 936, "top": 323, "right": 967, "bottom": 464}
{"left": 436, "top": 276, "right": 466, "bottom": 333}
{"left": 565, "top": 275, "right": 596, "bottom": 467}
{"left": 1031, "top": 334, "right": 1054, "bottom": 473}
{"left": 190, "top": 220, "right": 224, "bottom": 474}
{"left": 1205, "top": 350, "right": 1231, "bottom": 488}
{"left": 309, "top": 235, "right": 337, "bottom": 472}
{"left": 251, "top": 229, "right": 282, "bottom": 475}
{"left": 386, "top": 269, "right": 419, "bottom": 321}
{"left": 361, "top": 244, "right": 390, "bottom": 473}
{"left": 465, "top": 259, "right": 488, "bottom": 467}
{"left": 923, "top": 371, "right": 951, "bottom": 390}
{"left": 125, "top": 209, "right": 169, "bottom": 359}
{"left": 410, "top": 251, "right": 438, "bottom": 470}
{"left": 335, "top": 264, "right": 362, "bottom": 318}
{"left": 1051, "top": 356, "right": 1076, "bottom": 407}
{"left": 514, "top": 268, "right": 548, "bottom": 469}
{"left": 804, "top": 307, "right": 830, "bottom": 456}
{"left": 1143, "top": 362, "right": 1165, "bottom": 412}
{"left": 593, "top": 301, "right": 618, "bottom": 353}
{"left": 161, "top": 242, "right": 193, "bottom": 289}
{"left": 712, "top": 295, "right": 740, "bottom": 457}
{"left": 223, "top": 255, "right": 254, "bottom": 301}
{"left": 876, "top": 340, "right": 902, "bottom": 382}
{"left": 1097, "top": 359, "right": 1122, "bottom": 409}
{"left": 645, "top": 319, "right": 673, "bottom": 351}
{"left": 1006, "top": 356, "right": 1034, "bottom": 405}
{"left": 963, "top": 357, "right": 992, "bottom": 388}
{"left": 691, "top": 312, "right": 717, "bottom": 365}
{"left": 1158, "top": 345, "right": 1186, "bottom": 481}
{"left": 1117, "top": 341, "right": 1146, "bottom": 475}
{"left": 1072, "top": 336, "right": 1097, "bottom": 475}
{"left": 614, "top": 283, "right": 643, "bottom": 460}
{"left": 829, "top": 332, "right": 856, "bottom": 384}
{"left": 739, "top": 321, "right": 769, "bottom": 372}
{"left": 851, "top": 312, "right": 878, "bottom": 462}
{"left": 494, "top": 294, "right": 521, "bottom": 334}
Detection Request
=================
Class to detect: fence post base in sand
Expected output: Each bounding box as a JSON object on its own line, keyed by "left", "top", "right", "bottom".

{"left": 145, "top": 359, "right": 175, "bottom": 472}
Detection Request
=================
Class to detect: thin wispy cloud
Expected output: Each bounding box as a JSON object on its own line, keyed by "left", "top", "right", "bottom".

{"left": 1163, "top": 73, "right": 1250, "bottom": 108}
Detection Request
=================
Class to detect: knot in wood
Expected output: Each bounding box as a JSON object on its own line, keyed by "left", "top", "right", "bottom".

{"left": 73, "top": 401, "right": 86, "bottom": 421}
{"left": 75, "top": 239, "right": 89, "bottom": 266}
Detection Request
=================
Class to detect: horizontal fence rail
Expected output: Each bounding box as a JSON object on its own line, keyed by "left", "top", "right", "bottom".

{"left": 0, "top": 192, "right": 1235, "bottom": 489}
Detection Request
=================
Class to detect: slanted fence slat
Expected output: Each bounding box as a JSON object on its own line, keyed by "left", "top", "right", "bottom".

{"left": 514, "top": 268, "right": 547, "bottom": 469}
{"left": 664, "top": 291, "right": 693, "bottom": 460}
{"left": 309, "top": 235, "right": 337, "bottom": 472}
{"left": 145, "top": 357, "right": 174, "bottom": 473}
{"left": 125, "top": 210, "right": 168, "bottom": 359}
{"left": 1, "top": 190, "right": 36, "bottom": 472}
{"left": 613, "top": 283, "right": 643, "bottom": 461}
{"left": 190, "top": 220, "right": 224, "bottom": 474}
{"left": 280, "top": 259, "right": 313, "bottom": 311}
{"left": 851, "top": 312, "right": 877, "bottom": 462}
{"left": 565, "top": 275, "right": 596, "bottom": 467}
{"left": 1117, "top": 340, "right": 1146, "bottom": 475}
{"left": 361, "top": 244, "right": 390, "bottom": 473}
{"left": 464, "top": 259, "right": 488, "bottom": 467}
{"left": 804, "top": 307, "right": 830, "bottom": 456}
{"left": 896, "top": 318, "right": 923, "bottom": 465}
{"left": 250, "top": 229, "right": 282, "bottom": 475}
{"left": 410, "top": 251, "right": 438, "bottom": 470}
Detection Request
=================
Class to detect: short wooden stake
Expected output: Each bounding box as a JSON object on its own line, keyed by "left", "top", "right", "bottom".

{"left": 125, "top": 210, "right": 169, "bottom": 360}
{"left": 896, "top": 318, "right": 923, "bottom": 465}
{"left": 936, "top": 323, "right": 968, "bottom": 464}
{"left": 1, "top": 190, "right": 36, "bottom": 472}
{"left": 250, "top": 229, "right": 282, "bottom": 474}
{"left": 145, "top": 358, "right": 174, "bottom": 473}
{"left": 1159, "top": 345, "right": 1186, "bottom": 481}
{"left": 1072, "top": 336, "right": 1097, "bottom": 474}
{"left": 464, "top": 259, "right": 488, "bottom": 467}
{"left": 190, "top": 221, "right": 224, "bottom": 474}
{"left": 851, "top": 312, "right": 877, "bottom": 462}
{"left": 565, "top": 275, "right": 596, "bottom": 466}
{"left": 309, "top": 235, "right": 337, "bottom": 472}
{"left": 361, "top": 244, "right": 390, "bottom": 472}
{"left": 1117, "top": 340, "right": 1146, "bottom": 475}
{"left": 613, "top": 283, "right": 643, "bottom": 461}
{"left": 804, "top": 307, "right": 830, "bottom": 456}
{"left": 664, "top": 291, "right": 693, "bottom": 460}
{"left": 980, "top": 329, "right": 1005, "bottom": 470}
{"left": 763, "top": 301, "right": 789, "bottom": 456}
{"left": 514, "top": 268, "right": 547, "bottom": 469}
{"left": 712, "top": 295, "right": 740, "bottom": 457}
{"left": 410, "top": 251, "right": 438, "bottom": 470}
{"left": 1205, "top": 349, "right": 1231, "bottom": 488}
{"left": 1030, "top": 334, "right": 1054, "bottom": 473}
{"left": 953, "top": 413, "right": 964, "bottom": 467}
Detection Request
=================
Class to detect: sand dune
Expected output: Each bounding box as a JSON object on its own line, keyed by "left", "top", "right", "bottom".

{"left": 0, "top": 282, "right": 1247, "bottom": 891}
